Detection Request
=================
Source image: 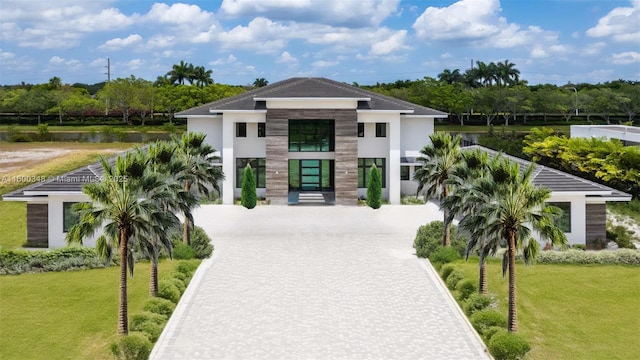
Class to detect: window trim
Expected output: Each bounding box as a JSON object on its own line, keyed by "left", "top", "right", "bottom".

{"left": 548, "top": 202, "right": 571, "bottom": 233}
{"left": 357, "top": 158, "right": 386, "bottom": 188}
{"left": 375, "top": 123, "right": 386, "bottom": 137}
{"left": 236, "top": 122, "right": 247, "bottom": 137}
{"left": 400, "top": 165, "right": 410, "bottom": 181}
{"left": 258, "top": 123, "right": 266, "bottom": 138}
{"left": 288, "top": 119, "right": 335, "bottom": 152}
{"left": 357, "top": 123, "right": 365, "bottom": 137}
{"left": 63, "top": 202, "right": 80, "bottom": 233}
{"left": 236, "top": 158, "right": 266, "bottom": 188}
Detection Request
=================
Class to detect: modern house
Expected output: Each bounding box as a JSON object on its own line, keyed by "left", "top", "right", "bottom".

{"left": 175, "top": 77, "right": 448, "bottom": 205}
{"left": 571, "top": 125, "right": 640, "bottom": 146}
{"left": 464, "top": 145, "right": 631, "bottom": 247}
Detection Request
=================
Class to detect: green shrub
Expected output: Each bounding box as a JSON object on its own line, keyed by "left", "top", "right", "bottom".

{"left": 463, "top": 293, "right": 492, "bottom": 315}
{"left": 111, "top": 332, "right": 152, "bottom": 360}
{"left": 440, "top": 264, "right": 456, "bottom": 281}
{"left": 7, "top": 127, "right": 32, "bottom": 142}
{"left": 445, "top": 270, "right": 465, "bottom": 290}
{"left": 130, "top": 312, "right": 167, "bottom": 328}
{"left": 470, "top": 309, "right": 508, "bottom": 335}
{"left": 174, "top": 261, "right": 199, "bottom": 277}
{"left": 157, "top": 279, "right": 181, "bottom": 303}
{"left": 413, "top": 221, "right": 467, "bottom": 258}
{"left": 130, "top": 321, "right": 163, "bottom": 342}
{"left": 172, "top": 242, "right": 196, "bottom": 260}
{"left": 190, "top": 226, "right": 214, "bottom": 259}
{"left": 607, "top": 225, "right": 635, "bottom": 249}
{"left": 166, "top": 277, "right": 186, "bottom": 294}
{"left": 366, "top": 164, "right": 382, "bottom": 209}
{"left": 571, "top": 244, "right": 586, "bottom": 250}
{"left": 488, "top": 331, "right": 531, "bottom": 360}
{"left": 483, "top": 326, "right": 506, "bottom": 341}
{"left": 143, "top": 297, "right": 175, "bottom": 318}
{"left": 0, "top": 247, "right": 105, "bottom": 275}
{"left": 536, "top": 249, "right": 640, "bottom": 265}
{"left": 430, "top": 246, "right": 461, "bottom": 264}
{"left": 170, "top": 270, "right": 188, "bottom": 284}
{"left": 37, "top": 124, "right": 53, "bottom": 141}
{"left": 457, "top": 279, "right": 477, "bottom": 301}
{"left": 241, "top": 164, "right": 257, "bottom": 209}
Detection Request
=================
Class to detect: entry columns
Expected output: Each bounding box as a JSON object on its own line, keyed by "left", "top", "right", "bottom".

{"left": 389, "top": 117, "right": 401, "bottom": 205}
{"left": 222, "top": 117, "right": 235, "bottom": 204}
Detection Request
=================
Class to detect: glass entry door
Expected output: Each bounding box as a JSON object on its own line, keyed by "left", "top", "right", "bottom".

{"left": 289, "top": 159, "right": 334, "bottom": 191}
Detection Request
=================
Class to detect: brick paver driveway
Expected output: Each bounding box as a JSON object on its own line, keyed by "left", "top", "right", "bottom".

{"left": 151, "top": 204, "right": 490, "bottom": 359}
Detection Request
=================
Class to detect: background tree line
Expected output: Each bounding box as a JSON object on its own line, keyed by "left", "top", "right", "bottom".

{"left": 1, "top": 60, "right": 639, "bottom": 126}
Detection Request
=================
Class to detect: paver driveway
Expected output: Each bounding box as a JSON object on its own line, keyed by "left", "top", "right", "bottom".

{"left": 151, "top": 204, "right": 490, "bottom": 359}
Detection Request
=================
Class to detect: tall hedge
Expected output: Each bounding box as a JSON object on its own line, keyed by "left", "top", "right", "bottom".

{"left": 241, "top": 164, "right": 257, "bottom": 209}
{"left": 366, "top": 164, "right": 382, "bottom": 209}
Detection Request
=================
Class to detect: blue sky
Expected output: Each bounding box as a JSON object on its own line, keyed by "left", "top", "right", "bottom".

{"left": 1, "top": 0, "right": 638, "bottom": 86}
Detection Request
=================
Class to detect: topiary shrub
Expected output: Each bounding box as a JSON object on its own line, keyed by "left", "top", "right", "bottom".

{"left": 172, "top": 242, "right": 196, "bottom": 260}
{"left": 190, "top": 226, "right": 214, "bottom": 259}
{"left": 167, "top": 277, "right": 186, "bottom": 294}
{"left": 111, "top": 332, "right": 152, "bottom": 360}
{"left": 366, "top": 164, "right": 382, "bottom": 209}
{"left": 457, "top": 279, "right": 477, "bottom": 301}
{"left": 174, "top": 261, "right": 199, "bottom": 277}
{"left": 430, "top": 246, "right": 461, "bottom": 264}
{"left": 440, "top": 264, "right": 456, "bottom": 281}
{"left": 470, "top": 309, "right": 508, "bottom": 335}
{"left": 170, "top": 270, "right": 188, "bottom": 284}
{"left": 445, "top": 270, "right": 465, "bottom": 290}
{"left": 130, "top": 320, "right": 163, "bottom": 342}
{"left": 158, "top": 279, "right": 181, "bottom": 303}
{"left": 241, "top": 164, "right": 257, "bottom": 209}
{"left": 463, "top": 293, "right": 492, "bottom": 316}
{"left": 130, "top": 312, "right": 167, "bottom": 328}
{"left": 483, "top": 326, "right": 506, "bottom": 342}
{"left": 488, "top": 331, "right": 531, "bottom": 360}
{"left": 413, "top": 221, "right": 467, "bottom": 258}
{"left": 143, "top": 297, "right": 176, "bottom": 318}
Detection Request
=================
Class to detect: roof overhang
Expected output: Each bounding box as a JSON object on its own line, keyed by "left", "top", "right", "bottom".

{"left": 175, "top": 114, "right": 222, "bottom": 118}
{"left": 254, "top": 97, "right": 371, "bottom": 102}
{"left": 2, "top": 196, "right": 48, "bottom": 202}
{"left": 213, "top": 110, "right": 268, "bottom": 114}
{"left": 357, "top": 109, "right": 414, "bottom": 114}
{"left": 549, "top": 191, "right": 613, "bottom": 197}
{"left": 401, "top": 114, "right": 448, "bottom": 118}
{"left": 587, "top": 196, "right": 633, "bottom": 203}
{"left": 23, "top": 191, "right": 85, "bottom": 196}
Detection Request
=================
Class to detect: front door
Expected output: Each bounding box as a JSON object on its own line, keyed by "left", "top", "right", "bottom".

{"left": 289, "top": 159, "right": 334, "bottom": 192}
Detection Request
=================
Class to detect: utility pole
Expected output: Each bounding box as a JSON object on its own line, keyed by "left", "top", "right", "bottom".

{"left": 105, "top": 58, "right": 110, "bottom": 115}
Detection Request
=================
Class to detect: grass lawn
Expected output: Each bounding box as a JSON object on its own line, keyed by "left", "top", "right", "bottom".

{"left": 452, "top": 259, "right": 640, "bottom": 360}
{"left": 0, "top": 124, "right": 186, "bottom": 132}
{"left": 434, "top": 124, "right": 571, "bottom": 133}
{"left": 0, "top": 260, "right": 196, "bottom": 360}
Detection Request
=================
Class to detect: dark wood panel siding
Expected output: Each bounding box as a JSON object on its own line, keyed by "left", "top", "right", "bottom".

{"left": 585, "top": 203, "right": 606, "bottom": 249}
{"left": 265, "top": 109, "right": 358, "bottom": 205}
{"left": 26, "top": 203, "right": 48, "bottom": 248}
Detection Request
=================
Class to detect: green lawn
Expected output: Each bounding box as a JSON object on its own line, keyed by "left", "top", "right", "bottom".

{"left": 452, "top": 259, "right": 640, "bottom": 360}
{"left": 0, "top": 124, "right": 186, "bottom": 132}
{"left": 0, "top": 260, "right": 196, "bottom": 360}
{"left": 0, "top": 202, "right": 26, "bottom": 248}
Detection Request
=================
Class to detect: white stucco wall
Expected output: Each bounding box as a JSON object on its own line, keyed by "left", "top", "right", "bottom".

{"left": 401, "top": 116, "right": 434, "bottom": 155}
{"left": 47, "top": 194, "right": 100, "bottom": 249}
{"left": 545, "top": 193, "right": 587, "bottom": 245}
{"left": 265, "top": 99, "right": 359, "bottom": 109}
{"left": 187, "top": 117, "right": 223, "bottom": 152}
{"left": 357, "top": 112, "right": 398, "bottom": 201}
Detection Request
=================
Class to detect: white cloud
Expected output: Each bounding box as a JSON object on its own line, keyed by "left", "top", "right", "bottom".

{"left": 210, "top": 54, "right": 238, "bottom": 66}
{"left": 98, "top": 34, "right": 142, "bottom": 51}
{"left": 147, "top": 35, "right": 175, "bottom": 49}
{"left": 370, "top": 30, "right": 408, "bottom": 55}
{"left": 609, "top": 51, "right": 640, "bottom": 64}
{"left": 46, "top": 56, "right": 82, "bottom": 72}
{"left": 214, "top": 17, "right": 287, "bottom": 53}
{"left": 583, "top": 42, "right": 607, "bottom": 56}
{"left": 123, "top": 59, "right": 144, "bottom": 71}
{"left": 276, "top": 51, "right": 298, "bottom": 64}
{"left": 586, "top": 0, "right": 640, "bottom": 43}
{"left": 312, "top": 60, "right": 338, "bottom": 68}
{"left": 220, "top": 0, "right": 400, "bottom": 27}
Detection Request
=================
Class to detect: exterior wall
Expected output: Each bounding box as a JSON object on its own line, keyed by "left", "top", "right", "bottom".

{"left": 188, "top": 117, "right": 223, "bottom": 153}
{"left": 400, "top": 116, "right": 434, "bottom": 156}
{"left": 585, "top": 203, "right": 607, "bottom": 249}
{"left": 546, "top": 194, "right": 586, "bottom": 245}
{"left": 266, "top": 99, "right": 358, "bottom": 109}
{"left": 48, "top": 194, "right": 99, "bottom": 249}
{"left": 26, "top": 203, "right": 48, "bottom": 247}
{"left": 400, "top": 165, "right": 419, "bottom": 196}
{"left": 571, "top": 125, "right": 640, "bottom": 145}
{"left": 266, "top": 109, "right": 358, "bottom": 205}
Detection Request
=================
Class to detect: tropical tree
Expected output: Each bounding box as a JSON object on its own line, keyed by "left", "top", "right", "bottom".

{"left": 241, "top": 164, "right": 257, "bottom": 209}
{"left": 496, "top": 60, "right": 520, "bottom": 86}
{"left": 98, "top": 75, "right": 143, "bottom": 123}
{"left": 66, "top": 152, "right": 181, "bottom": 334}
{"left": 193, "top": 66, "right": 214, "bottom": 87}
{"left": 437, "top": 69, "right": 463, "bottom": 85}
{"left": 253, "top": 78, "right": 269, "bottom": 88}
{"left": 173, "top": 132, "right": 224, "bottom": 244}
{"left": 366, "top": 164, "right": 382, "bottom": 209}
{"left": 166, "top": 60, "right": 193, "bottom": 85}
{"left": 463, "top": 160, "right": 567, "bottom": 332}
{"left": 414, "top": 132, "right": 462, "bottom": 246}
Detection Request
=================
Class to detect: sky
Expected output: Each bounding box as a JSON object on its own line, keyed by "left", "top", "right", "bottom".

{"left": 0, "top": 0, "right": 639, "bottom": 86}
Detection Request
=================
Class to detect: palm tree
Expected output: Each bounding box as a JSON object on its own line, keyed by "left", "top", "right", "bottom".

{"left": 66, "top": 153, "right": 179, "bottom": 334}
{"left": 166, "top": 60, "right": 193, "bottom": 85}
{"left": 173, "top": 132, "right": 224, "bottom": 244}
{"left": 414, "top": 132, "right": 462, "bottom": 246}
{"left": 193, "top": 66, "right": 214, "bottom": 87}
{"left": 253, "top": 78, "right": 269, "bottom": 87}
{"left": 464, "top": 160, "right": 567, "bottom": 332}
{"left": 497, "top": 60, "right": 520, "bottom": 86}
{"left": 437, "top": 69, "right": 463, "bottom": 85}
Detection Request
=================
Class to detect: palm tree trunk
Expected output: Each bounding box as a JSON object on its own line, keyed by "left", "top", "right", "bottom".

{"left": 183, "top": 180, "right": 191, "bottom": 244}
{"left": 118, "top": 227, "right": 129, "bottom": 335}
{"left": 149, "top": 259, "right": 158, "bottom": 297}
{"left": 479, "top": 261, "right": 488, "bottom": 295}
{"left": 507, "top": 231, "right": 518, "bottom": 333}
{"left": 442, "top": 187, "right": 451, "bottom": 247}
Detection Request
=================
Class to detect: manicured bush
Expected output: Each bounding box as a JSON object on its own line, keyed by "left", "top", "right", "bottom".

{"left": 167, "top": 277, "right": 186, "bottom": 294}
{"left": 172, "top": 242, "right": 196, "bottom": 260}
{"left": 111, "top": 332, "right": 152, "bottom": 360}
{"left": 488, "top": 331, "right": 531, "bottom": 360}
{"left": 130, "top": 320, "right": 163, "bottom": 342}
{"left": 366, "top": 164, "right": 382, "bottom": 209}
{"left": 413, "top": 221, "right": 467, "bottom": 258}
{"left": 445, "top": 270, "right": 465, "bottom": 290}
{"left": 430, "top": 246, "right": 461, "bottom": 264}
{"left": 457, "top": 279, "right": 477, "bottom": 301}
{"left": 170, "top": 270, "right": 188, "bottom": 284}
{"left": 190, "top": 226, "right": 214, "bottom": 259}
{"left": 483, "top": 326, "right": 506, "bottom": 341}
{"left": 157, "top": 279, "right": 181, "bottom": 303}
{"left": 143, "top": 297, "right": 175, "bottom": 318}
{"left": 37, "top": 124, "right": 53, "bottom": 141}
{"left": 607, "top": 225, "right": 635, "bottom": 249}
{"left": 463, "top": 293, "right": 492, "bottom": 316}
{"left": 0, "top": 247, "right": 105, "bottom": 275}
{"left": 174, "top": 260, "right": 199, "bottom": 276}
{"left": 536, "top": 249, "right": 640, "bottom": 265}
{"left": 241, "top": 164, "right": 257, "bottom": 209}
{"left": 130, "top": 312, "right": 167, "bottom": 328}
{"left": 470, "top": 309, "right": 508, "bottom": 335}
{"left": 440, "top": 264, "right": 456, "bottom": 281}
{"left": 571, "top": 244, "right": 586, "bottom": 250}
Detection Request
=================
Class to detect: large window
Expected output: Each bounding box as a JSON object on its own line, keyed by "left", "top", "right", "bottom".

{"left": 63, "top": 202, "right": 80, "bottom": 233}
{"left": 289, "top": 119, "right": 335, "bottom": 152}
{"left": 400, "top": 166, "right": 410, "bottom": 181}
{"left": 236, "top": 122, "right": 247, "bottom": 137}
{"left": 358, "top": 158, "right": 386, "bottom": 188}
{"left": 375, "top": 123, "right": 386, "bottom": 137}
{"left": 236, "top": 158, "right": 266, "bottom": 188}
{"left": 549, "top": 202, "right": 571, "bottom": 232}
{"left": 258, "top": 123, "right": 266, "bottom": 137}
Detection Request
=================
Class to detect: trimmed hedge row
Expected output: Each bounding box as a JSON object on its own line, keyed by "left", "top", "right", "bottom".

{"left": 0, "top": 247, "right": 105, "bottom": 274}
{"left": 536, "top": 249, "right": 640, "bottom": 265}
